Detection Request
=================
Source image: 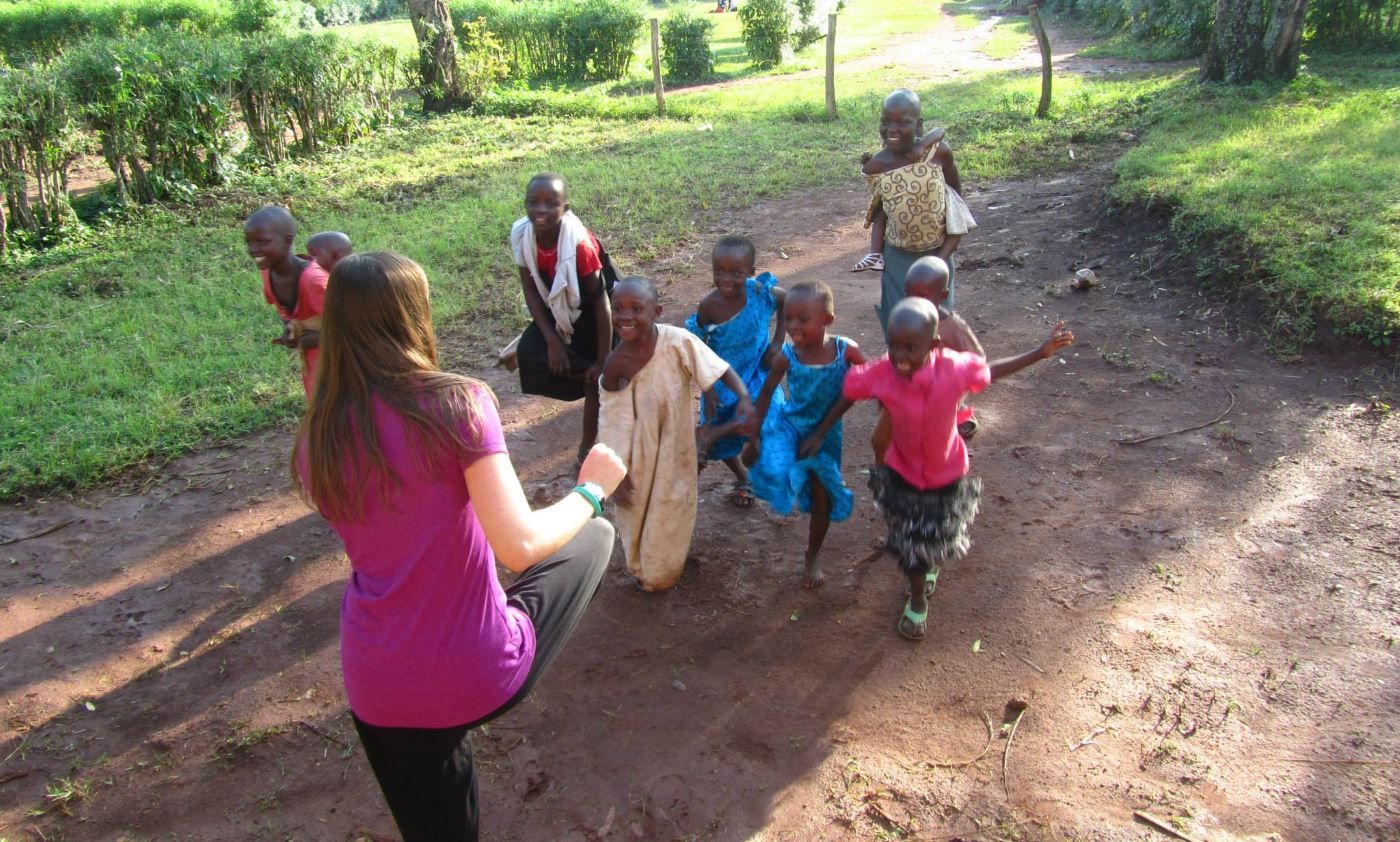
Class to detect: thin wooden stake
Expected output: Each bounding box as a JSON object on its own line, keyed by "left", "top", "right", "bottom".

{"left": 825, "top": 13, "right": 838, "bottom": 118}
{"left": 1028, "top": 5, "right": 1052, "bottom": 118}
{"left": 650, "top": 17, "right": 665, "bottom": 117}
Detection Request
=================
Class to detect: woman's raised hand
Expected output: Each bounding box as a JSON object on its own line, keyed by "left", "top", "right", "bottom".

{"left": 578, "top": 443, "right": 627, "bottom": 497}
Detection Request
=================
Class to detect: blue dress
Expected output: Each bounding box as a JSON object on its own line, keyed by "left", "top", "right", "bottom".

{"left": 748, "top": 337, "right": 854, "bottom": 521}
{"left": 684, "top": 272, "right": 784, "bottom": 461}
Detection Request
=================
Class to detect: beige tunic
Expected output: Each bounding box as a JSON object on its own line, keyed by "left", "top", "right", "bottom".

{"left": 599, "top": 325, "right": 729, "bottom": 591}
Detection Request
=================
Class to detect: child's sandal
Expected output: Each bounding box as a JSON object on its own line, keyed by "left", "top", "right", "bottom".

{"left": 924, "top": 568, "right": 940, "bottom": 598}
{"left": 958, "top": 418, "right": 979, "bottom": 440}
{"left": 851, "top": 253, "right": 884, "bottom": 272}
{"left": 897, "top": 600, "right": 928, "bottom": 641}
{"left": 729, "top": 481, "right": 756, "bottom": 508}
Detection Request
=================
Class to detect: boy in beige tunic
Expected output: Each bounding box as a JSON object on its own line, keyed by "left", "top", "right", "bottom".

{"left": 599, "top": 278, "right": 753, "bottom": 591}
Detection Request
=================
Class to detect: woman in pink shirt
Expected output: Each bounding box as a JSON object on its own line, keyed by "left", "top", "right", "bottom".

{"left": 293, "top": 252, "right": 626, "bottom": 841}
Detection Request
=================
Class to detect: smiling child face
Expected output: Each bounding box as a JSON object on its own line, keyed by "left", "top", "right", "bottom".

{"left": 611, "top": 283, "right": 661, "bottom": 343}
{"left": 525, "top": 178, "right": 568, "bottom": 235}
{"left": 711, "top": 245, "right": 753, "bottom": 298}
{"left": 244, "top": 222, "right": 293, "bottom": 271}
{"left": 784, "top": 294, "right": 832, "bottom": 349}
{"left": 887, "top": 322, "right": 936, "bottom": 378}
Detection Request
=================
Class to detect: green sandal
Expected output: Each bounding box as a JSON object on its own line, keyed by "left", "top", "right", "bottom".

{"left": 924, "top": 568, "right": 940, "bottom": 598}
{"left": 897, "top": 600, "right": 928, "bottom": 641}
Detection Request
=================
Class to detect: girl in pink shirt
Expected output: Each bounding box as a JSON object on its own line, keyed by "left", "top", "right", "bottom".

{"left": 293, "top": 252, "right": 626, "bottom": 841}
{"left": 815, "top": 298, "right": 1070, "bottom": 640}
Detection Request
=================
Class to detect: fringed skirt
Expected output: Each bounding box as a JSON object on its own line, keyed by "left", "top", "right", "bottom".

{"left": 869, "top": 466, "right": 981, "bottom": 576}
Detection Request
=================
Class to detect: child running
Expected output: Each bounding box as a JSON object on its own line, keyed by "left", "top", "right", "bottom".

{"left": 306, "top": 231, "right": 353, "bottom": 273}
{"left": 685, "top": 234, "right": 786, "bottom": 507}
{"left": 870, "top": 256, "right": 1075, "bottom": 465}
{"left": 245, "top": 205, "right": 330, "bottom": 399}
{"left": 832, "top": 299, "right": 1069, "bottom": 640}
{"left": 599, "top": 277, "right": 754, "bottom": 592}
{"left": 744, "top": 282, "right": 863, "bottom": 589}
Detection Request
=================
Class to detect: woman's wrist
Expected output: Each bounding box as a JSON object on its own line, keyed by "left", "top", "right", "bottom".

{"left": 572, "top": 482, "right": 605, "bottom": 518}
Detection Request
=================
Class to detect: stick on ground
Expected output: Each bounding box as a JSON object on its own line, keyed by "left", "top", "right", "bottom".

{"left": 1117, "top": 390, "right": 1235, "bottom": 446}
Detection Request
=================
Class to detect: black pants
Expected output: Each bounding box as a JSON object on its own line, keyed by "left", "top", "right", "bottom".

{"left": 352, "top": 519, "right": 615, "bottom": 842}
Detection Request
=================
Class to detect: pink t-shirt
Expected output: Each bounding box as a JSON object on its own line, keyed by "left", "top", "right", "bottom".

{"left": 316, "top": 389, "right": 535, "bottom": 728}
{"left": 843, "top": 349, "right": 991, "bottom": 490}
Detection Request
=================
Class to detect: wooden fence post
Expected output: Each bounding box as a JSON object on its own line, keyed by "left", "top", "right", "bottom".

{"left": 825, "top": 13, "right": 838, "bottom": 118}
{"left": 1028, "top": 4, "right": 1052, "bottom": 118}
{"left": 651, "top": 17, "right": 665, "bottom": 117}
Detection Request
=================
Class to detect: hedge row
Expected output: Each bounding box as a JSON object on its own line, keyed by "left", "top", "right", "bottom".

{"left": 0, "top": 0, "right": 408, "bottom": 63}
{"left": 0, "top": 29, "right": 402, "bottom": 253}
{"left": 1045, "top": 0, "right": 1400, "bottom": 57}
{"left": 449, "top": 0, "right": 643, "bottom": 82}
{"left": 0, "top": 0, "right": 230, "bottom": 61}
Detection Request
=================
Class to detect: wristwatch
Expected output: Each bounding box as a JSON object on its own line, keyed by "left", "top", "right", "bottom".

{"left": 572, "top": 482, "right": 606, "bottom": 518}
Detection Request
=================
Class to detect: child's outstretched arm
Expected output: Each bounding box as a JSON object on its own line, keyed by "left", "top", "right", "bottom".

{"left": 702, "top": 367, "right": 755, "bottom": 440}
{"left": 519, "top": 267, "right": 569, "bottom": 375}
{"left": 988, "top": 321, "right": 1074, "bottom": 381}
{"left": 741, "top": 354, "right": 789, "bottom": 465}
{"left": 798, "top": 342, "right": 867, "bottom": 457}
{"left": 764, "top": 286, "right": 787, "bottom": 367}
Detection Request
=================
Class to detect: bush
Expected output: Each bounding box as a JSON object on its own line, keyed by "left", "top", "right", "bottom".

{"left": 0, "top": 0, "right": 230, "bottom": 61}
{"left": 0, "top": 66, "right": 83, "bottom": 251}
{"left": 305, "top": 0, "right": 405, "bottom": 27}
{"left": 452, "top": 17, "right": 511, "bottom": 105}
{"left": 450, "top": 0, "right": 643, "bottom": 81}
{"left": 738, "top": 0, "right": 790, "bottom": 68}
{"left": 61, "top": 31, "right": 243, "bottom": 203}
{"left": 229, "top": 0, "right": 320, "bottom": 33}
{"left": 661, "top": 8, "right": 714, "bottom": 80}
{"left": 237, "top": 32, "right": 402, "bottom": 163}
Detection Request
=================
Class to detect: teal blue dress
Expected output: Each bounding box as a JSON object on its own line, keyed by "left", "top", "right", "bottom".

{"left": 748, "top": 337, "right": 854, "bottom": 521}
{"left": 685, "top": 272, "right": 784, "bottom": 461}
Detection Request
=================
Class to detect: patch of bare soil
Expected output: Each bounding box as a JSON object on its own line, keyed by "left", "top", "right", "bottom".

{"left": 3, "top": 159, "right": 1397, "bottom": 841}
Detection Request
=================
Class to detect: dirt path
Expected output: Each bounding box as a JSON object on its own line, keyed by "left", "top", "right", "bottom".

{"left": 4, "top": 11, "right": 1398, "bottom": 842}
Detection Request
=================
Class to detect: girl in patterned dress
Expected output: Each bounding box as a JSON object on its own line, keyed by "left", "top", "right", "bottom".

{"left": 856, "top": 89, "right": 976, "bottom": 331}
{"left": 685, "top": 234, "right": 787, "bottom": 506}
{"left": 744, "top": 282, "right": 865, "bottom": 588}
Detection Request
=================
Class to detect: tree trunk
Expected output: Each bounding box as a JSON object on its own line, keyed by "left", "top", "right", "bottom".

{"left": 406, "top": 0, "right": 465, "bottom": 113}
{"left": 1202, "top": 0, "right": 1309, "bottom": 83}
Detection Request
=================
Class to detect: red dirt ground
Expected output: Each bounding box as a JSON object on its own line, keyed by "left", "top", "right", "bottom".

{"left": 3, "top": 11, "right": 1398, "bottom": 842}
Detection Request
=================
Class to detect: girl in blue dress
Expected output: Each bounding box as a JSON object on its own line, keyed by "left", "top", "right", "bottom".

{"left": 686, "top": 235, "right": 787, "bottom": 507}
{"left": 744, "top": 281, "right": 865, "bottom": 588}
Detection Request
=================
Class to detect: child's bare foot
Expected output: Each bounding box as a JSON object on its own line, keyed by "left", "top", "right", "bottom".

{"left": 802, "top": 556, "right": 825, "bottom": 589}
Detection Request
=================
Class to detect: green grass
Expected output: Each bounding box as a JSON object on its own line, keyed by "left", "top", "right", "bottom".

{"left": 0, "top": 61, "right": 1180, "bottom": 498}
{"left": 977, "top": 17, "right": 1030, "bottom": 60}
{"left": 1114, "top": 54, "right": 1400, "bottom": 347}
{"left": 1077, "top": 31, "right": 1199, "bottom": 62}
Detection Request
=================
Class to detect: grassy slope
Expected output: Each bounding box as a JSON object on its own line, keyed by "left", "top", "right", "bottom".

{"left": 1114, "top": 55, "right": 1400, "bottom": 346}
{"left": 0, "top": 58, "right": 1180, "bottom": 497}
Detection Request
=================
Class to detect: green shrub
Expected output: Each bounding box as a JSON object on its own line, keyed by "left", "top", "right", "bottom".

{"left": 237, "top": 32, "right": 402, "bottom": 163}
{"left": 738, "top": 0, "right": 790, "bottom": 68}
{"left": 229, "top": 0, "right": 320, "bottom": 33}
{"left": 0, "top": 0, "right": 231, "bottom": 61}
{"left": 306, "top": 0, "right": 404, "bottom": 26}
{"left": 61, "top": 31, "right": 243, "bottom": 203}
{"left": 0, "top": 65, "right": 83, "bottom": 252}
{"left": 454, "top": 17, "right": 511, "bottom": 105}
{"left": 450, "top": 0, "right": 643, "bottom": 81}
{"left": 1309, "top": 0, "right": 1400, "bottom": 49}
{"left": 661, "top": 7, "right": 714, "bottom": 81}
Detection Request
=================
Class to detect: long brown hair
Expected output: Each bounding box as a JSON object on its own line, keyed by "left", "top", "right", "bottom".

{"left": 292, "top": 251, "right": 492, "bottom": 520}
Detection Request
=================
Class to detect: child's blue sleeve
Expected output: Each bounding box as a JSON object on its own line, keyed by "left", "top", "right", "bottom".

{"left": 751, "top": 272, "right": 780, "bottom": 307}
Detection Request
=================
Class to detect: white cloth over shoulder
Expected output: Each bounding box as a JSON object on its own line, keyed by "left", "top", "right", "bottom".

{"left": 510, "top": 210, "right": 591, "bottom": 341}
{"left": 945, "top": 186, "right": 978, "bottom": 236}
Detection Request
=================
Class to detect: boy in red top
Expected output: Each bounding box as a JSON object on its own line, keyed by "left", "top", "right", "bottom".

{"left": 245, "top": 205, "right": 330, "bottom": 399}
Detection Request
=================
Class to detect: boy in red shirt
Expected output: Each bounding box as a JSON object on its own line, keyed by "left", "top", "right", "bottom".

{"left": 245, "top": 205, "right": 330, "bottom": 399}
